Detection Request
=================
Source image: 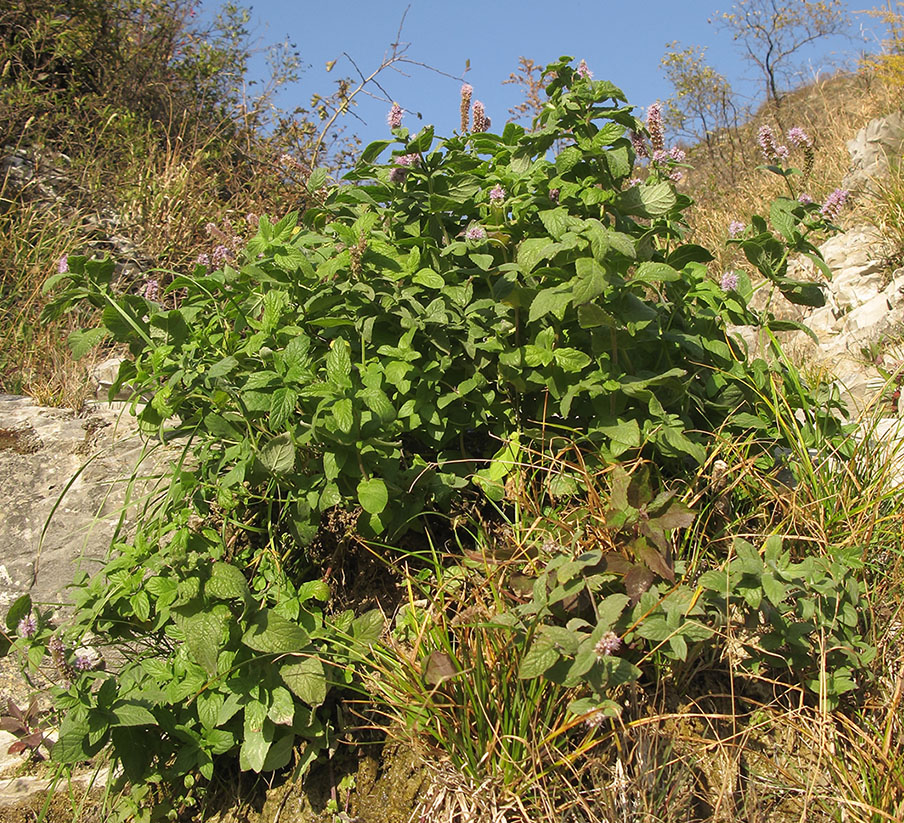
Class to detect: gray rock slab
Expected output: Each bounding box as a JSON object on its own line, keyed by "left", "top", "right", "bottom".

{"left": 0, "top": 395, "right": 176, "bottom": 608}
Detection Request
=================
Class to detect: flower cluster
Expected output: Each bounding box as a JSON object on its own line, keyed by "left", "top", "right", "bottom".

{"left": 594, "top": 631, "right": 621, "bottom": 657}
{"left": 388, "top": 152, "right": 419, "bottom": 184}
{"left": 143, "top": 279, "right": 160, "bottom": 302}
{"left": 647, "top": 102, "right": 664, "bottom": 153}
{"left": 577, "top": 59, "right": 593, "bottom": 80}
{"left": 489, "top": 184, "right": 506, "bottom": 204}
{"left": 465, "top": 224, "right": 487, "bottom": 242}
{"left": 720, "top": 271, "right": 739, "bottom": 292}
{"left": 17, "top": 614, "right": 36, "bottom": 639}
{"left": 387, "top": 102, "right": 403, "bottom": 130}
{"left": 820, "top": 188, "right": 849, "bottom": 221}
{"left": 472, "top": 100, "right": 491, "bottom": 133}
{"left": 460, "top": 84, "right": 473, "bottom": 133}
{"left": 197, "top": 220, "right": 245, "bottom": 268}
{"left": 728, "top": 221, "right": 746, "bottom": 238}
{"left": 757, "top": 125, "right": 787, "bottom": 162}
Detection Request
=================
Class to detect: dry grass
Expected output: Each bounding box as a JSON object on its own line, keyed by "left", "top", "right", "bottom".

{"left": 683, "top": 70, "right": 902, "bottom": 275}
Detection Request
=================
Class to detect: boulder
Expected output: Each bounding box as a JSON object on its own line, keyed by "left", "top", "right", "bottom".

{"left": 0, "top": 395, "right": 175, "bottom": 608}
{"left": 843, "top": 111, "right": 904, "bottom": 195}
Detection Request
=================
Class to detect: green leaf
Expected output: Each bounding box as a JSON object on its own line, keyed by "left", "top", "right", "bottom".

{"left": 68, "top": 327, "right": 109, "bottom": 360}
{"left": 413, "top": 268, "right": 445, "bottom": 289}
{"left": 243, "top": 610, "right": 309, "bottom": 653}
{"left": 206, "top": 563, "right": 250, "bottom": 601}
{"left": 52, "top": 714, "right": 94, "bottom": 764}
{"left": 518, "top": 642, "right": 560, "bottom": 680}
{"left": 616, "top": 181, "right": 676, "bottom": 217}
{"left": 326, "top": 338, "right": 352, "bottom": 387}
{"left": 352, "top": 609, "right": 384, "bottom": 644}
{"left": 183, "top": 611, "right": 229, "bottom": 675}
{"left": 208, "top": 356, "right": 238, "bottom": 379}
{"left": 307, "top": 167, "right": 328, "bottom": 191}
{"left": 239, "top": 723, "right": 272, "bottom": 773}
{"left": 516, "top": 238, "right": 558, "bottom": 272}
{"left": 111, "top": 701, "right": 156, "bottom": 727}
{"left": 357, "top": 478, "right": 388, "bottom": 514}
{"left": 332, "top": 397, "right": 354, "bottom": 433}
{"left": 5, "top": 594, "right": 32, "bottom": 632}
{"left": 262, "top": 731, "right": 295, "bottom": 771}
{"left": 529, "top": 286, "right": 571, "bottom": 322}
{"left": 260, "top": 433, "right": 296, "bottom": 474}
{"left": 554, "top": 347, "right": 591, "bottom": 372}
{"left": 269, "top": 387, "right": 297, "bottom": 429}
{"left": 539, "top": 208, "right": 572, "bottom": 240}
{"left": 359, "top": 388, "right": 395, "bottom": 422}
{"left": 633, "top": 262, "right": 680, "bottom": 284}
{"left": 281, "top": 656, "right": 328, "bottom": 706}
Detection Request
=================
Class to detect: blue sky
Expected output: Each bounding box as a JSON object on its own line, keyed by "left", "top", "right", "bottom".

{"left": 201, "top": 0, "right": 877, "bottom": 148}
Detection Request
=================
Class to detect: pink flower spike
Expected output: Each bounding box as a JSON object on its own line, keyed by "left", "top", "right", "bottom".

{"left": 388, "top": 102, "right": 403, "bottom": 129}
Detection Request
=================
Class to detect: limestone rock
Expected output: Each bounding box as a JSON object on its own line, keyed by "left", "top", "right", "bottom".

{"left": 0, "top": 395, "right": 175, "bottom": 608}
{"left": 843, "top": 111, "right": 904, "bottom": 195}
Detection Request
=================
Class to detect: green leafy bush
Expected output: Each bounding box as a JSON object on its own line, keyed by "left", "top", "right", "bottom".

{"left": 24, "top": 56, "right": 862, "bottom": 815}
{"left": 47, "top": 57, "right": 844, "bottom": 541}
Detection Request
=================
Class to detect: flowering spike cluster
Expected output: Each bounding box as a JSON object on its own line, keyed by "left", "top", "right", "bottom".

{"left": 820, "top": 188, "right": 849, "bottom": 221}
{"left": 646, "top": 103, "right": 664, "bottom": 153}
{"left": 465, "top": 224, "right": 487, "bottom": 242}
{"left": 577, "top": 59, "right": 593, "bottom": 80}
{"left": 631, "top": 132, "right": 649, "bottom": 160}
{"left": 489, "top": 184, "right": 506, "bottom": 203}
{"left": 197, "top": 219, "right": 244, "bottom": 269}
{"left": 594, "top": 631, "right": 621, "bottom": 657}
{"left": 472, "top": 101, "right": 491, "bottom": 133}
{"left": 757, "top": 125, "right": 788, "bottom": 163}
{"left": 387, "top": 102, "right": 403, "bottom": 129}
{"left": 460, "top": 84, "right": 473, "bottom": 133}
{"left": 728, "top": 221, "right": 746, "bottom": 237}
{"left": 17, "top": 614, "right": 36, "bottom": 638}
{"left": 787, "top": 127, "right": 812, "bottom": 148}
{"left": 57, "top": 255, "right": 68, "bottom": 274}
{"left": 720, "top": 271, "right": 739, "bottom": 292}
{"left": 143, "top": 279, "right": 160, "bottom": 302}
{"left": 48, "top": 635, "right": 74, "bottom": 683}
{"left": 798, "top": 193, "right": 814, "bottom": 205}
{"left": 548, "top": 188, "right": 560, "bottom": 203}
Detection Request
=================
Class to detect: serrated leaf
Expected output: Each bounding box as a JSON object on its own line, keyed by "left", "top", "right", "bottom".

{"left": 616, "top": 182, "right": 676, "bottom": 217}
{"left": 281, "top": 657, "right": 327, "bottom": 706}
{"left": 239, "top": 724, "right": 272, "bottom": 773}
{"left": 111, "top": 701, "right": 156, "bottom": 727}
{"left": 183, "top": 611, "right": 229, "bottom": 675}
{"left": 357, "top": 478, "right": 388, "bottom": 514}
{"left": 267, "top": 686, "right": 295, "bottom": 726}
{"left": 243, "top": 610, "right": 309, "bottom": 654}
{"left": 554, "top": 347, "right": 591, "bottom": 373}
{"left": 326, "top": 338, "right": 352, "bottom": 387}
{"left": 359, "top": 388, "right": 395, "bottom": 422}
{"left": 206, "top": 563, "right": 250, "bottom": 601}
{"left": 529, "top": 286, "right": 571, "bottom": 322}
{"left": 332, "top": 397, "right": 354, "bottom": 433}
{"left": 208, "top": 356, "right": 238, "bottom": 379}
{"left": 517, "top": 642, "right": 560, "bottom": 679}
{"left": 269, "top": 387, "right": 297, "bottom": 429}
{"left": 259, "top": 433, "right": 295, "bottom": 474}
{"left": 539, "top": 208, "right": 572, "bottom": 240}
{"left": 68, "top": 327, "right": 110, "bottom": 360}
{"left": 413, "top": 268, "right": 445, "bottom": 289}
{"left": 6, "top": 594, "right": 32, "bottom": 632}
{"left": 352, "top": 609, "right": 383, "bottom": 644}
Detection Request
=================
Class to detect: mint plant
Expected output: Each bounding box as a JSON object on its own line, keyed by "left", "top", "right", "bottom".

{"left": 45, "top": 57, "right": 844, "bottom": 542}
{"left": 24, "top": 57, "right": 862, "bottom": 815}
